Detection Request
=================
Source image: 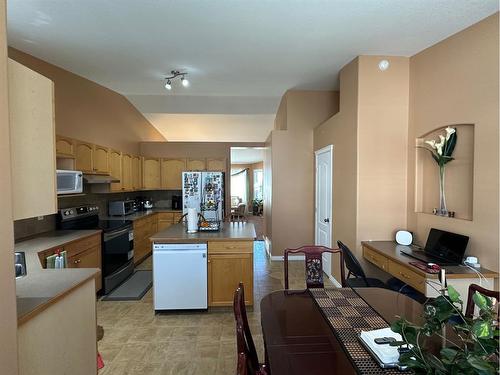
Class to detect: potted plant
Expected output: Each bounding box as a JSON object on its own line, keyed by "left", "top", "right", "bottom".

{"left": 390, "top": 286, "right": 499, "bottom": 374}
{"left": 252, "top": 199, "right": 263, "bottom": 215}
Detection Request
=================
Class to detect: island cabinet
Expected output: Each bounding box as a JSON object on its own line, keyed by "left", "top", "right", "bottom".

{"left": 207, "top": 241, "right": 253, "bottom": 306}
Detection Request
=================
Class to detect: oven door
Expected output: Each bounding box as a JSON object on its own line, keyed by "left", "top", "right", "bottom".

{"left": 102, "top": 226, "right": 134, "bottom": 276}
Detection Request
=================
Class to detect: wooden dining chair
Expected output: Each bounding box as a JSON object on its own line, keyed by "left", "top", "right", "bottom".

{"left": 233, "top": 283, "right": 268, "bottom": 375}
{"left": 284, "top": 246, "right": 345, "bottom": 289}
{"left": 237, "top": 352, "right": 248, "bottom": 375}
{"left": 336, "top": 241, "right": 387, "bottom": 288}
{"left": 465, "top": 283, "right": 499, "bottom": 319}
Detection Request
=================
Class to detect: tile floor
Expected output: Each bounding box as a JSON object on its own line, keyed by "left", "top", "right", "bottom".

{"left": 97, "top": 242, "right": 333, "bottom": 374}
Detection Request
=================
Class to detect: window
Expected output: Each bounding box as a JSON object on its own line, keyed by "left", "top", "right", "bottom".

{"left": 231, "top": 168, "right": 248, "bottom": 206}
{"left": 253, "top": 169, "right": 263, "bottom": 200}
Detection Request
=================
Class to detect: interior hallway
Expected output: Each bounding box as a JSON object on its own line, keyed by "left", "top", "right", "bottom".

{"left": 97, "top": 242, "right": 332, "bottom": 374}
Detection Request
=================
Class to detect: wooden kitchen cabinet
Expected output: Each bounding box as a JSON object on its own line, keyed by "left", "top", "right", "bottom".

{"left": 206, "top": 158, "right": 226, "bottom": 172}
{"left": 133, "top": 214, "right": 158, "bottom": 264}
{"left": 143, "top": 157, "right": 161, "bottom": 189}
{"left": 68, "top": 245, "right": 102, "bottom": 291}
{"left": 55, "top": 136, "right": 75, "bottom": 158}
{"left": 93, "top": 144, "right": 109, "bottom": 174}
{"left": 8, "top": 59, "right": 57, "bottom": 221}
{"left": 156, "top": 212, "right": 174, "bottom": 232}
{"left": 75, "top": 141, "right": 94, "bottom": 173}
{"left": 109, "top": 149, "right": 122, "bottom": 192}
{"left": 121, "top": 153, "right": 133, "bottom": 191}
{"left": 132, "top": 155, "right": 142, "bottom": 190}
{"left": 207, "top": 240, "right": 253, "bottom": 306}
{"left": 161, "top": 158, "right": 186, "bottom": 190}
{"left": 187, "top": 158, "right": 206, "bottom": 171}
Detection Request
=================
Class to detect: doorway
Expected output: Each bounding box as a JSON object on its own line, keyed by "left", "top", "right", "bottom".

{"left": 315, "top": 145, "right": 333, "bottom": 278}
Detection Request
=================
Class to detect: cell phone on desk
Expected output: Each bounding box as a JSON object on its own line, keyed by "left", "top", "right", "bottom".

{"left": 374, "top": 337, "right": 396, "bottom": 345}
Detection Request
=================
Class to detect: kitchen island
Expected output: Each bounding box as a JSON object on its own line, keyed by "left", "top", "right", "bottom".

{"left": 150, "top": 222, "right": 256, "bottom": 306}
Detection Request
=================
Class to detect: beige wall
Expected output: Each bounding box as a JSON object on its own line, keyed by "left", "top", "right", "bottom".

{"left": 271, "top": 90, "right": 340, "bottom": 256}
{"left": 407, "top": 13, "right": 499, "bottom": 271}
{"left": 314, "top": 58, "right": 359, "bottom": 280}
{"left": 263, "top": 133, "right": 273, "bottom": 242}
{"left": 0, "top": 0, "right": 19, "bottom": 372}
{"left": 8, "top": 48, "right": 165, "bottom": 155}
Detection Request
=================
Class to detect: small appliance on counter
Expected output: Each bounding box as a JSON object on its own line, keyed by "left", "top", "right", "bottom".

{"left": 134, "top": 196, "right": 154, "bottom": 211}
{"left": 58, "top": 205, "right": 134, "bottom": 294}
{"left": 108, "top": 199, "right": 136, "bottom": 216}
{"left": 172, "top": 195, "right": 182, "bottom": 210}
{"left": 144, "top": 199, "right": 153, "bottom": 209}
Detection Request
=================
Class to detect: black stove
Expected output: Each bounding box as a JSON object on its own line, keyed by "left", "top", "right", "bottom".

{"left": 57, "top": 205, "right": 135, "bottom": 294}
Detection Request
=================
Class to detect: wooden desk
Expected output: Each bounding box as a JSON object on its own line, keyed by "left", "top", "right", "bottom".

{"left": 362, "top": 241, "right": 498, "bottom": 299}
{"left": 260, "top": 288, "right": 423, "bottom": 375}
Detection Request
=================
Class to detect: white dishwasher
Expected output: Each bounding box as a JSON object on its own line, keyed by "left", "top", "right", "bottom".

{"left": 153, "top": 243, "right": 208, "bottom": 311}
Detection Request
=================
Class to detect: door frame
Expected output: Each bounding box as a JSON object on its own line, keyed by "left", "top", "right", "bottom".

{"left": 314, "top": 145, "right": 334, "bottom": 278}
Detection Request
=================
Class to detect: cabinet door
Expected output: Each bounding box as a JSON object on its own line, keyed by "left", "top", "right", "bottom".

{"left": 109, "top": 149, "right": 122, "bottom": 192}
{"left": 187, "top": 158, "right": 206, "bottom": 171}
{"left": 122, "top": 153, "right": 133, "bottom": 191}
{"left": 67, "top": 245, "right": 102, "bottom": 292}
{"left": 74, "top": 141, "right": 94, "bottom": 173}
{"left": 93, "top": 145, "right": 109, "bottom": 174}
{"left": 56, "top": 136, "right": 75, "bottom": 158}
{"left": 161, "top": 158, "right": 186, "bottom": 190}
{"left": 9, "top": 59, "right": 57, "bottom": 220}
{"left": 157, "top": 220, "right": 173, "bottom": 232}
{"left": 132, "top": 155, "right": 142, "bottom": 191}
{"left": 206, "top": 158, "right": 226, "bottom": 172}
{"left": 208, "top": 253, "right": 253, "bottom": 306}
{"left": 143, "top": 157, "right": 161, "bottom": 189}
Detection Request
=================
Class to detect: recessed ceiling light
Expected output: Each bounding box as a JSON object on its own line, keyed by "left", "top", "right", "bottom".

{"left": 378, "top": 60, "right": 390, "bottom": 71}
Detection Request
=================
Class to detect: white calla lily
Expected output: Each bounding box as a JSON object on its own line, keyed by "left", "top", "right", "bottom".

{"left": 425, "top": 140, "right": 437, "bottom": 149}
{"left": 445, "top": 127, "right": 456, "bottom": 141}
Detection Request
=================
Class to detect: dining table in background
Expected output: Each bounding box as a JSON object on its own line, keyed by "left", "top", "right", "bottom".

{"left": 260, "top": 287, "right": 424, "bottom": 375}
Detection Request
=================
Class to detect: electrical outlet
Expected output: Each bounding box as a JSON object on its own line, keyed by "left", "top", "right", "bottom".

{"left": 37, "top": 216, "right": 44, "bottom": 221}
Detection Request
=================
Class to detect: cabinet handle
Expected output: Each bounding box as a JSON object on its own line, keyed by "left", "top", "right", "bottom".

{"left": 207, "top": 259, "right": 211, "bottom": 263}
{"left": 400, "top": 272, "right": 410, "bottom": 279}
{"left": 74, "top": 259, "right": 81, "bottom": 264}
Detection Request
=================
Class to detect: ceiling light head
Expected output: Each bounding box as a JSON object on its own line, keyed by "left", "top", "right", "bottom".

{"left": 181, "top": 75, "right": 189, "bottom": 87}
{"left": 163, "top": 70, "right": 189, "bottom": 91}
{"left": 164, "top": 79, "right": 172, "bottom": 90}
{"left": 378, "top": 59, "right": 390, "bottom": 71}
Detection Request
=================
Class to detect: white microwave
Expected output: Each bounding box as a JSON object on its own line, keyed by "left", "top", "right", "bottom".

{"left": 56, "top": 170, "right": 83, "bottom": 195}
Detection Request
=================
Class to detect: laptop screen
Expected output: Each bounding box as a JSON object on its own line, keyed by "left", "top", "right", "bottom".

{"left": 424, "top": 228, "right": 469, "bottom": 263}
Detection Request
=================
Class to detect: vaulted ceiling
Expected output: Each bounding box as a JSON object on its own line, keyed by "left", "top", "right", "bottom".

{"left": 7, "top": 0, "right": 498, "bottom": 141}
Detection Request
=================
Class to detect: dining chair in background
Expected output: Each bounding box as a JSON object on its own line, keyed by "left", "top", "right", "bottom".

{"left": 283, "top": 245, "right": 345, "bottom": 289}
{"left": 233, "top": 282, "right": 268, "bottom": 375}
{"left": 465, "top": 283, "right": 499, "bottom": 319}
{"left": 337, "top": 241, "right": 387, "bottom": 288}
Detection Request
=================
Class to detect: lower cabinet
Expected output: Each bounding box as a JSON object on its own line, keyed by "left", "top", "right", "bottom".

{"left": 133, "top": 214, "right": 158, "bottom": 264}
{"left": 207, "top": 241, "right": 253, "bottom": 306}
{"left": 68, "top": 245, "right": 102, "bottom": 292}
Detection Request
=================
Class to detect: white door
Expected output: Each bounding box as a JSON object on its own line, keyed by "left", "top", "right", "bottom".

{"left": 315, "top": 145, "right": 333, "bottom": 277}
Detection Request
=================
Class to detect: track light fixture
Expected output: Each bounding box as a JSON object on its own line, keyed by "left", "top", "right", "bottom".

{"left": 164, "top": 70, "right": 189, "bottom": 91}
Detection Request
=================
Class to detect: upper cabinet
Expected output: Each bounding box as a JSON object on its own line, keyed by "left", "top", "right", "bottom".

{"left": 109, "top": 149, "right": 122, "bottom": 192}
{"left": 207, "top": 158, "right": 226, "bottom": 172}
{"left": 75, "top": 141, "right": 94, "bottom": 173}
{"left": 132, "top": 155, "right": 142, "bottom": 191}
{"left": 9, "top": 59, "right": 57, "bottom": 220}
{"left": 55, "top": 136, "right": 75, "bottom": 158}
{"left": 161, "top": 158, "right": 186, "bottom": 190}
{"left": 122, "top": 153, "right": 133, "bottom": 191}
{"left": 187, "top": 158, "right": 206, "bottom": 171}
{"left": 93, "top": 145, "right": 110, "bottom": 174}
{"left": 143, "top": 157, "right": 161, "bottom": 190}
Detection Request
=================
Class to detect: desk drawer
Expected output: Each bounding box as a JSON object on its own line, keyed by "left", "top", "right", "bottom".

{"left": 388, "top": 260, "right": 426, "bottom": 293}
{"left": 208, "top": 241, "right": 253, "bottom": 254}
{"left": 363, "top": 246, "right": 388, "bottom": 271}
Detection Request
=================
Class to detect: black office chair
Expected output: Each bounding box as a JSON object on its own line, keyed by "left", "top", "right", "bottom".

{"left": 337, "top": 241, "right": 387, "bottom": 288}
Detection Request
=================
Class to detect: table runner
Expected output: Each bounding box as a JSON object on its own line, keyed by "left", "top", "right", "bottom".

{"left": 309, "top": 288, "right": 410, "bottom": 374}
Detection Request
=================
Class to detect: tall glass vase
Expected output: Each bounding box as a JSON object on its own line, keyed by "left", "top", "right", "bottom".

{"left": 438, "top": 164, "right": 448, "bottom": 216}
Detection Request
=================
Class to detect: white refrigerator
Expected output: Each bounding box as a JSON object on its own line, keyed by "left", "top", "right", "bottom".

{"left": 182, "top": 171, "right": 224, "bottom": 221}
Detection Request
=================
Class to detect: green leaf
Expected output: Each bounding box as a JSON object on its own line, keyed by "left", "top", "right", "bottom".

{"left": 444, "top": 131, "right": 457, "bottom": 157}
{"left": 425, "top": 352, "right": 446, "bottom": 372}
{"left": 447, "top": 285, "right": 461, "bottom": 303}
{"left": 472, "top": 320, "right": 493, "bottom": 339}
{"left": 473, "top": 292, "right": 490, "bottom": 310}
{"left": 440, "top": 347, "right": 459, "bottom": 360}
{"left": 467, "top": 355, "right": 496, "bottom": 374}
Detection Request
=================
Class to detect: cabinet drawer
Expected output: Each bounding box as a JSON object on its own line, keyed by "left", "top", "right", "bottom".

{"left": 65, "top": 234, "right": 101, "bottom": 257}
{"left": 156, "top": 212, "right": 174, "bottom": 221}
{"left": 388, "top": 260, "right": 426, "bottom": 293}
{"left": 363, "top": 246, "right": 388, "bottom": 271}
{"left": 208, "top": 241, "right": 253, "bottom": 254}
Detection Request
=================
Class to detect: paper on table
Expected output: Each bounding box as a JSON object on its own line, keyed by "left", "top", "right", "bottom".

{"left": 359, "top": 327, "right": 403, "bottom": 364}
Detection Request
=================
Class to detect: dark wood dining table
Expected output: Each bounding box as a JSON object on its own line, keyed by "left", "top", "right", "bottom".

{"left": 260, "top": 288, "right": 424, "bottom": 375}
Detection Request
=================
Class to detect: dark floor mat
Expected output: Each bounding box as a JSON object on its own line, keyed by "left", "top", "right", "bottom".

{"left": 101, "top": 270, "right": 152, "bottom": 301}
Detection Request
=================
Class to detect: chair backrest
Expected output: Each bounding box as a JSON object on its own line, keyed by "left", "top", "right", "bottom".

{"left": 283, "top": 246, "right": 345, "bottom": 289}
{"left": 337, "top": 240, "right": 370, "bottom": 286}
{"left": 465, "top": 283, "right": 499, "bottom": 319}
{"left": 237, "top": 352, "right": 248, "bottom": 375}
{"left": 237, "top": 203, "right": 246, "bottom": 215}
{"left": 233, "top": 282, "right": 260, "bottom": 374}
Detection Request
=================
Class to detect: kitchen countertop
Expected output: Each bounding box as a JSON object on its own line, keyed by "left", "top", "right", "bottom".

{"left": 103, "top": 208, "right": 183, "bottom": 221}
{"left": 150, "top": 222, "right": 256, "bottom": 243}
{"left": 15, "top": 230, "right": 101, "bottom": 325}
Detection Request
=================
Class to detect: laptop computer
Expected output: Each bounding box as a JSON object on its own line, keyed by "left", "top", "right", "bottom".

{"left": 401, "top": 228, "right": 469, "bottom": 266}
